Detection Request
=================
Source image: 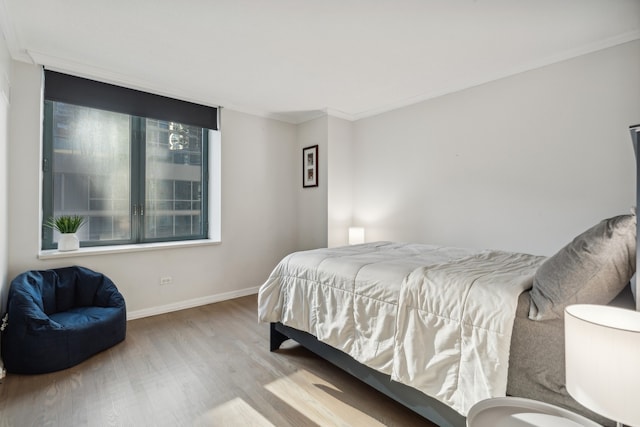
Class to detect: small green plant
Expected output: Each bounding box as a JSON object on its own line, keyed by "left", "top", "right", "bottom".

{"left": 44, "top": 215, "right": 86, "bottom": 234}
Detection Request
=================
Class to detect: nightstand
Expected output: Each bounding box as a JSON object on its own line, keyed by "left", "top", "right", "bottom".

{"left": 467, "top": 397, "right": 602, "bottom": 427}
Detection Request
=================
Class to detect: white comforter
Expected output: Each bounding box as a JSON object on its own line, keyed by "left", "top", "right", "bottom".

{"left": 257, "top": 242, "right": 545, "bottom": 415}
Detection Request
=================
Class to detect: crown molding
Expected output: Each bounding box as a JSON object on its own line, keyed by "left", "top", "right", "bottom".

{"left": 0, "top": 0, "right": 32, "bottom": 63}
{"left": 324, "top": 108, "right": 355, "bottom": 122}
{"left": 351, "top": 30, "right": 640, "bottom": 121}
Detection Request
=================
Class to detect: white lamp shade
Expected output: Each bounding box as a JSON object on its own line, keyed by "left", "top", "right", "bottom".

{"left": 348, "top": 227, "right": 365, "bottom": 245}
{"left": 565, "top": 304, "right": 640, "bottom": 426}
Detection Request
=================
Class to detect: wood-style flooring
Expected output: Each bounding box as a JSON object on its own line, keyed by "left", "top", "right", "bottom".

{"left": 0, "top": 295, "right": 435, "bottom": 426}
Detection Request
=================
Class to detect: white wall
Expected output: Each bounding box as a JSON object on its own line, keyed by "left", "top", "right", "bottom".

{"left": 327, "top": 115, "right": 354, "bottom": 247}
{"left": 351, "top": 40, "right": 640, "bottom": 256}
{"left": 0, "top": 31, "right": 11, "bottom": 376}
{"left": 296, "top": 114, "right": 355, "bottom": 249}
{"left": 5, "top": 38, "right": 640, "bottom": 322}
{"left": 7, "top": 62, "right": 299, "bottom": 316}
{"left": 297, "top": 115, "right": 328, "bottom": 250}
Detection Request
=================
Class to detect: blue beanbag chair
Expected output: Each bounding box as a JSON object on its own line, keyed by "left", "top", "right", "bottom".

{"left": 1, "top": 266, "right": 126, "bottom": 374}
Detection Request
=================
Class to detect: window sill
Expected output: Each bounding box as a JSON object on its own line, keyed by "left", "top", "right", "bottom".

{"left": 38, "top": 239, "right": 220, "bottom": 260}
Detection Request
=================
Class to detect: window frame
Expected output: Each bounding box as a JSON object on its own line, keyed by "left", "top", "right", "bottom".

{"left": 41, "top": 70, "right": 218, "bottom": 250}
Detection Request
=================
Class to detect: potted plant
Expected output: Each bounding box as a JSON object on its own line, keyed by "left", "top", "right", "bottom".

{"left": 44, "top": 215, "right": 86, "bottom": 251}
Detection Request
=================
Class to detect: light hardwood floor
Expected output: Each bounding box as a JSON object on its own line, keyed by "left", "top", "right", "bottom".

{"left": 0, "top": 295, "right": 435, "bottom": 427}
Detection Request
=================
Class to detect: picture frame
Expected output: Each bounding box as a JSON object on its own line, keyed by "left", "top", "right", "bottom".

{"left": 302, "top": 145, "right": 318, "bottom": 188}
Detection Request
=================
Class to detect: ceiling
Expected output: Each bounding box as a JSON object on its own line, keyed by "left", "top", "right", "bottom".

{"left": 1, "top": 0, "right": 639, "bottom": 124}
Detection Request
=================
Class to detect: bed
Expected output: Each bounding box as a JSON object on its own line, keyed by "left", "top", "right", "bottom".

{"left": 258, "top": 125, "right": 640, "bottom": 427}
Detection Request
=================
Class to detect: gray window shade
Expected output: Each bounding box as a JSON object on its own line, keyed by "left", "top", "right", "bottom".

{"left": 44, "top": 70, "right": 218, "bottom": 130}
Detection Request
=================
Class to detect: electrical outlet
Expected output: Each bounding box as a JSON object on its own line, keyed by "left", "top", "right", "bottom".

{"left": 159, "top": 276, "right": 173, "bottom": 286}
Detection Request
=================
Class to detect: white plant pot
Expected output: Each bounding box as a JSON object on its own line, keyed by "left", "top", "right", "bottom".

{"left": 58, "top": 233, "right": 80, "bottom": 251}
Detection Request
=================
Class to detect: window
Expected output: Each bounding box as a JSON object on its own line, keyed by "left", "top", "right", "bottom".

{"left": 42, "top": 71, "right": 219, "bottom": 250}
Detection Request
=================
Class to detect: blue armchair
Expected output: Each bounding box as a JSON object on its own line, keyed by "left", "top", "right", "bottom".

{"left": 1, "top": 266, "right": 126, "bottom": 374}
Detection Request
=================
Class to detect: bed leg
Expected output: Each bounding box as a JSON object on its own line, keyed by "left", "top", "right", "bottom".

{"left": 270, "top": 323, "right": 289, "bottom": 351}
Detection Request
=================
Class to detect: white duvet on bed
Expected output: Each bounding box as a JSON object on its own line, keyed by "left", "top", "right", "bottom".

{"left": 257, "top": 242, "right": 545, "bottom": 415}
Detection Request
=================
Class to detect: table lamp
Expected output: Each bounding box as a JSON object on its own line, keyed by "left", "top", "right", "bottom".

{"left": 565, "top": 304, "right": 640, "bottom": 427}
{"left": 348, "top": 227, "right": 365, "bottom": 245}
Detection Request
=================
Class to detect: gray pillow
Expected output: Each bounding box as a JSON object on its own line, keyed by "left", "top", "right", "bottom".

{"left": 528, "top": 214, "right": 636, "bottom": 321}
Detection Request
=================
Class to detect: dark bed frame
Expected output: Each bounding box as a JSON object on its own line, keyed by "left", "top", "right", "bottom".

{"left": 270, "top": 322, "right": 465, "bottom": 427}
{"left": 269, "top": 125, "right": 640, "bottom": 427}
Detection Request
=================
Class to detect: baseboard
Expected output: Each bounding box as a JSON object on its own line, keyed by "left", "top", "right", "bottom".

{"left": 126, "top": 286, "right": 260, "bottom": 320}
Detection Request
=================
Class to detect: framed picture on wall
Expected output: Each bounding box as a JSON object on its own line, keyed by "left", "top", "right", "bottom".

{"left": 303, "top": 145, "right": 318, "bottom": 188}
